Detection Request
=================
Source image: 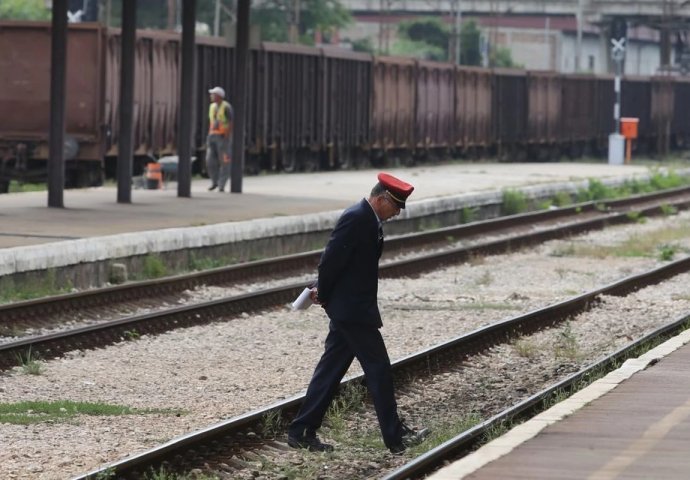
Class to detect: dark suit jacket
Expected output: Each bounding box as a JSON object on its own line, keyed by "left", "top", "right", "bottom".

{"left": 317, "top": 198, "right": 384, "bottom": 328}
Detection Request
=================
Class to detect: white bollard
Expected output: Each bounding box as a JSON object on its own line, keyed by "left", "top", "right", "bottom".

{"left": 608, "top": 133, "right": 625, "bottom": 165}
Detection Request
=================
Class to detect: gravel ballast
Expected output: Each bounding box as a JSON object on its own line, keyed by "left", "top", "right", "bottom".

{"left": 2, "top": 211, "right": 690, "bottom": 479}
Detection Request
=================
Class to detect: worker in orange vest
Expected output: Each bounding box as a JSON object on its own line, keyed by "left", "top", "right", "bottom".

{"left": 206, "top": 86, "right": 234, "bottom": 192}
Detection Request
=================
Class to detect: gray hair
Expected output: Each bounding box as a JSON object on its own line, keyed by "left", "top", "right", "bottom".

{"left": 370, "top": 182, "right": 386, "bottom": 197}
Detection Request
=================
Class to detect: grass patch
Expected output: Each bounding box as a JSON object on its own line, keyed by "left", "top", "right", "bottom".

{"left": 553, "top": 322, "right": 580, "bottom": 361}
{"left": 0, "top": 269, "right": 71, "bottom": 304}
{"left": 551, "top": 191, "right": 572, "bottom": 207}
{"left": 512, "top": 338, "right": 538, "bottom": 358}
{"left": 122, "top": 329, "right": 141, "bottom": 341}
{"left": 625, "top": 210, "right": 646, "bottom": 223}
{"left": 16, "top": 347, "right": 42, "bottom": 375}
{"left": 460, "top": 206, "right": 478, "bottom": 224}
{"left": 143, "top": 467, "right": 220, "bottom": 480}
{"left": 568, "top": 170, "right": 690, "bottom": 205}
{"left": 502, "top": 189, "right": 529, "bottom": 215}
{"left": 8, "top": 180, "right": 46, "bottom": 193}
{"left": 188, "top": 253, "right": 235, "bottom": 271}
{"left": 550, "top": 223, "right": 690, "bottom": 259}
{"left": 658, "top": 244, "right": 678, "bottom": 261}
{"left": 483, "top": 419, "right": 510, "bottom": 443}
{"left": 475, "top": 271, "right": 493, "bottom": 286}
{"left": 260, "top": 409, "right": 285, "bottom": 438}
{"left": 142, "top": 254, "right": 167, "bottom": 279}
{"left": 409, "top": 413, "right": 483, "bottom": 455}
{"left": 0, "top": 400, "right": 182, "bottom": 425}
{"left": 325, "top": 383, "right": 366, "bottom": 436}
{"left": 537, "top": 199, "right": 553, "bottom": 210}
{"left": 247, "top": 455, "right": 321, "bottom": 480}
{"left": 660, "top": 203, "right": 678, "bottom": 216}
{"left": 459, "top": 302, "right": 514, "bottom": 311}
{"left": 576, "top": 179, "right": 616, "bottom": 202}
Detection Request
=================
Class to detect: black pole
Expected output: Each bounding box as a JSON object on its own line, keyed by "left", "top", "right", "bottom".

{"left": 48, "top": 0, "right": 68, "bottom": 208}
{"left": 230, "top": 0, "right": 250, "bottom": 193}
{"left": 117, "top": 0, "right": 136, "bottom": 203}
{"left": 178, "top": 0, "right": 196, "bottom": 198}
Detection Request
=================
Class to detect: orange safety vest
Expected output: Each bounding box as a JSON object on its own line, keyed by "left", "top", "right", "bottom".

{"left": 209, "top": 100, "right": 232, "bottom": 136}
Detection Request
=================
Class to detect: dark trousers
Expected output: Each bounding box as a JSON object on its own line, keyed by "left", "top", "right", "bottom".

{"left": 288, "top": 320, "right": 402, "bottom": 448}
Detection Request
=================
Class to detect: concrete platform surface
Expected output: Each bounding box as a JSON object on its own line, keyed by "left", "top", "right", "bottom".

{"left": 0, "top": 163, "right": 649, "bottom": 249}
{"left": 428, "top": 328, "right": 690, "bottom": 480}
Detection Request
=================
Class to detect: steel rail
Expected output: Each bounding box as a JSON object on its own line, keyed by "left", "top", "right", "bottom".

{"left": 382, "top": 313, "right": 690, "bottom": 480}
{"left": 4, "top": 191, "right": 690, "bottom": 370}
{"left": 3, "top": 185, "right": 690, "bottom": 328}
{"left": 72, "top": 256, "right": 690, "bottom": 479}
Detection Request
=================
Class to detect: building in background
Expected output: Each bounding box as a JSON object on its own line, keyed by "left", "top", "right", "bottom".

{"left": 340, "top": 13, "right": 671, "bottom": 75}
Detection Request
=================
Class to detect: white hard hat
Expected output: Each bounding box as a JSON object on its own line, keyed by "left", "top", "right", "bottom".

{"left": 208, "top": 86, "right": 225, "bottom": 98}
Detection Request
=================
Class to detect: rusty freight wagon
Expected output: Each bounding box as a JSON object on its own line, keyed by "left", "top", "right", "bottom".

{"left": 671, "top": 77, "right": 690, "bottom": 148}
{"left": 454, "top": 66, "right": 492, "bottom": 155}
{"left": 0, "top": 21, "right": 197, "bottom": 191}
{"left": 370, "top": 56, "right": 416, "bottom": 165}
{"left": 0, "top": 22, "right": 107, "bottom": 191}
{"left": 250, "top": 43, "right": 372, "bottom": 172}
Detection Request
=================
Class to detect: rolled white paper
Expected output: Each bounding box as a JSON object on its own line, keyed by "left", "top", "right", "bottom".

{"left": 292, "top": 287, "right": 314, "bottom": 310}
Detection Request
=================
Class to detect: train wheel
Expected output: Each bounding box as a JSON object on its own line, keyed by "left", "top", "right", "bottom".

{"left": 301, "top": 151, "right": 319, "bottom": 172}
{"left": 337, "top": 147, "right": 352, "bottom": 170}
{"left": 281, "top": 149, "right": 297, "bottom": 173}
{"left": 401, "top": 151, "right": 416, "bottom": 167}
{"left": 244, "top": 154, "right": 261, "bottom": 175}
{"left": 352, "top": 151, "right": 371, "bottom": 170}
{"left": 370, "top": 151, "right": 386, "bottom": 168}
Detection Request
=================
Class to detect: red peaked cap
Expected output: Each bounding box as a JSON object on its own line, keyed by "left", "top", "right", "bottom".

{"left": 377, "top": 172, "right": 414, "bottom": 209}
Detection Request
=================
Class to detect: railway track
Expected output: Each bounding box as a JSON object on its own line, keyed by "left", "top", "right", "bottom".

{"left": 70, "top": 255, "right": 690, "bottom": 479}
{"left": 3, "top": 186, "right": 690, "bottom": 371}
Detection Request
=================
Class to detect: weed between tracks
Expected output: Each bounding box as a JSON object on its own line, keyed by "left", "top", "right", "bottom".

{"left": 0, "top": 400, "right": 183, "bottom": 425}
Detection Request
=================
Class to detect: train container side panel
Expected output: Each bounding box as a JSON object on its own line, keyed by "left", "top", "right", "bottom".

{"left": 262, "top": 43, "right": 320, "bottom": 171}
{"left": 371, "top": 56, "right": 416, "bottom": 157}
{"left": 0, "top": 22, "right": 105, "bottom": 186}
{"left": 322, "top": 49, "right": 372, "bottom": 169}
{"left": 455, "top": 67, "right": 493, "bottom": 151}
{"left": 104, "top": 29, "right": 180, "bottom": 173}
{"left": 621, "top": 76, "right": 652, "bottom": 150}
{"left": 151, "top": 35, "right": 180, "bottom": 156}
{"left": 527, "top": 71, "right": 562, "bottom": 146}
{"left": 595, "top": 76, "right": 616, "bottom": 149}
{"left": 650, "top": 77, "right": 674, "bottom": 155}
{"left": 561, "top": 75, "right": 599, "bottom": 148}
{"left": 671, "top": 78, "right": 690, "bottom": 147}
{"left": 415, "top": 60, "right": 454, "bottom": 154}
{"left": 103, "top": 34, "right": 119, "bottom": 156}
{"left": 492, "top": 68, "right": 528, "bottom": 159}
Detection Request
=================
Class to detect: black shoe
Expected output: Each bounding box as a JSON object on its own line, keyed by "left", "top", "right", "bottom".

{"left": 208, "top": 184, "right": 217, "bottom": 191}
{"left": 389, "top": 423, "right": 430, "bottom": 454}
{"left": 218, "top": 188, "right": 224, "bottom": 192}
{"left": 287, "top": 433, "right": 334, "bottom": 452}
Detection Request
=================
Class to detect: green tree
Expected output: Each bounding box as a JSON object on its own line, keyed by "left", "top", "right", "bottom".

{"left": 103, "top": 0, "right": 218, "bottom": 32}
{"left": 397, "top": 17, "right": 449, "bottom": 60}
{"left": 460, "top": 20, "right": 481, "bottom": 66}
{"left": 391, "top": 38, "right": 445, "bottom": 61}
{"left": 490, "top": 46, "right": 522, "bottom": 68}
{"left": 0, "top": 0, "right": 50, "bottom": 20}
{"left": 251, "top": 0, "right": 351, "bottom": 44}
{"left": 351, "top": 37, "right": 375, "bottom": 54}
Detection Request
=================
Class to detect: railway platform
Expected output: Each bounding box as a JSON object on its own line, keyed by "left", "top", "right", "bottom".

{"left": 428, "top": 327, "right": 690, "bottom": 480}
{"left": 0, "top": 161, "right": 667, "bottom": 282}
{"left": 0, "top": 162, "right": 651, "bottom": 250}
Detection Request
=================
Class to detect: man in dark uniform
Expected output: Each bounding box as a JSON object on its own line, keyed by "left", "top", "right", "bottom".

{"left": 287, "top": 172, "right": 429, "bottom": 454}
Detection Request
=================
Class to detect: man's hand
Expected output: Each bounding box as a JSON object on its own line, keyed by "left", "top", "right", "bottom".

{"left": 309, "top": 287, "right": 322, "bottom": 306}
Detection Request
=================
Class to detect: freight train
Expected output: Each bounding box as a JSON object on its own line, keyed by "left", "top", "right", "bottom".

{"left": 1, "top": 21, "right": 689, "bottom": 193}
